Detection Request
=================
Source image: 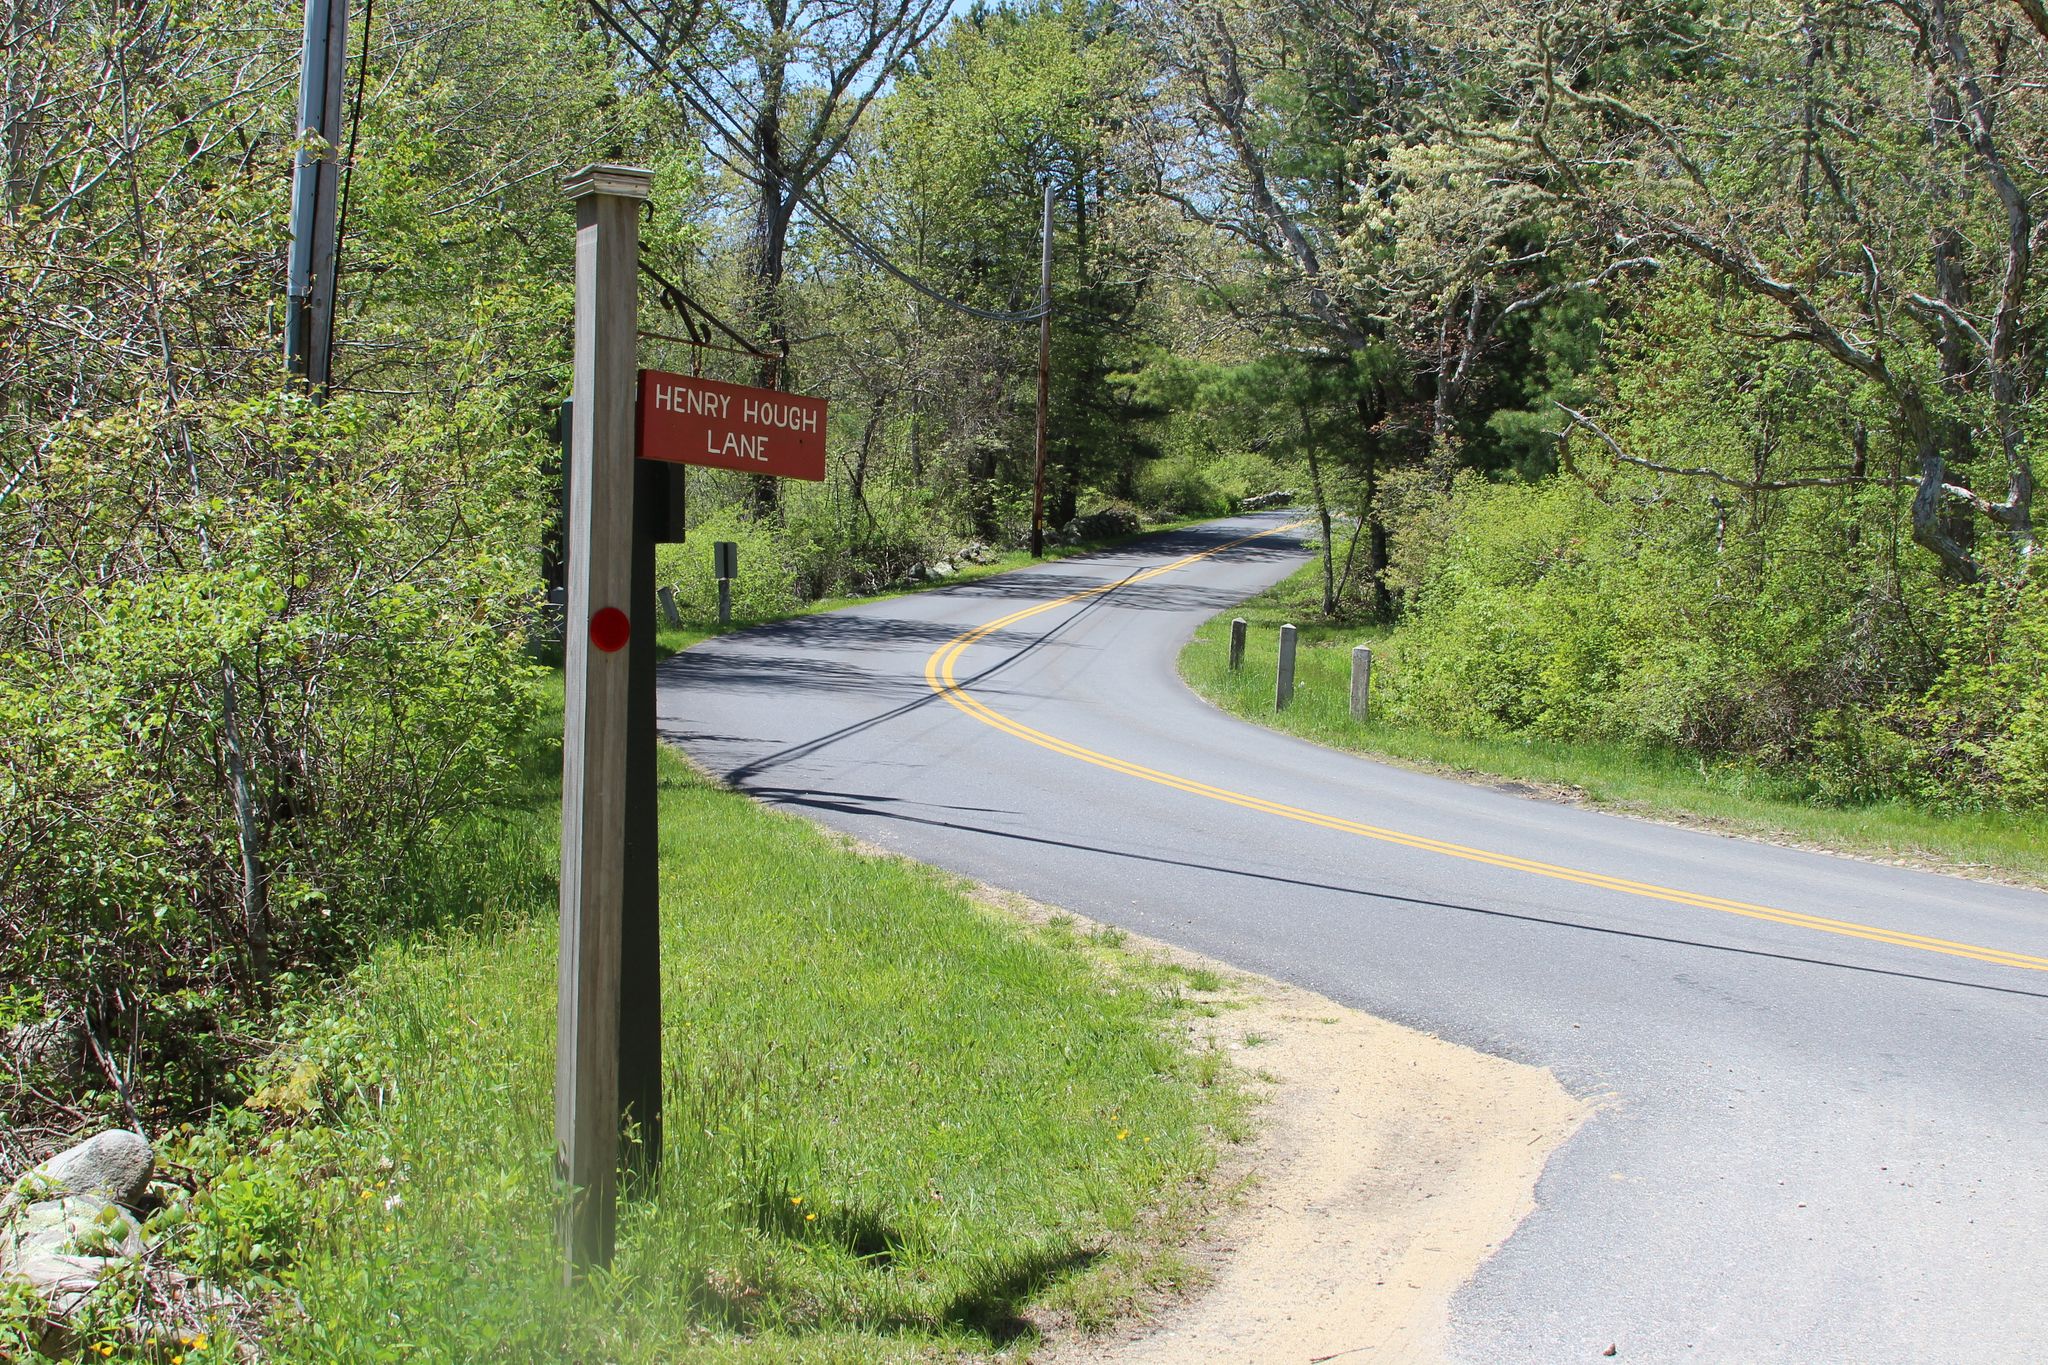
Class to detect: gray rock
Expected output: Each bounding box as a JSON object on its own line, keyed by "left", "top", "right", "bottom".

{"left": 20, "top": 1130, "right": 154, "bottom": 1210}
{"left": 1062, "top": 505, "right": 1144, "bottom": 541}
{"left": 0, "top": 1193, "right": 143, "bottom": 1323}
{"left": 930, "top": 560, "right": 954, "bottom": 577}
{"left": 4, "top": 1016, "right": 84, "bottom": 1081}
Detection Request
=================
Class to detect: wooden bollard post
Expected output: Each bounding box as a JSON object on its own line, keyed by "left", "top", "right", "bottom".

{"left": 1229, "top": 617, "right": 1247, "bottom": 671}
{"left": 556, "top": 162, "right": 651, "bottom": 1283}
{"left": 713, "top": 540, "right": 737, "bottom": 627}
{"left": 1350, "top": 645, "right": 1372, "bottom": 722}
{"left": 1276, "top": 623, "right": 1297, "bottom": 709}
{"left": 657, "top": 585, "right": 681, "bottom": 629}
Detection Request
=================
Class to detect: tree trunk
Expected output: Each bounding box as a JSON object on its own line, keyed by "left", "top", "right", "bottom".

{"left": 1299, "top": 401, "right": 1336, "bottom": 616}
{"left": 749, "top": 58, "right": 791, "bottom": 520}
{"left": 1357, "top": 399, "right": 1392, "bottom": 619}
{"left": 219, "top": 661, "right": 271, "bottom": 990}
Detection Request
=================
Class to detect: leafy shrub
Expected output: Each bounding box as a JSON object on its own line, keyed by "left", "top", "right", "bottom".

{"left": 1891, "top": 564, "right": 2048, "bottom": 810}
{"left": 0, "top": 395, "right": 543, "bottom": 1120}
{"left": 1376, "top": 465, "right": 2048, "bottom": 810}
{"left": 656, "top": 498, "right": 807, "bottom": 621}
{"left": 1134, "top": 449, "right": 1237, "bottom": 518}
{"left": 785, "top": 473, "right": 954, "bottom": 596}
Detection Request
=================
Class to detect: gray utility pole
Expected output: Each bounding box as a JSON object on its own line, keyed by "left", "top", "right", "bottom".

{"left": 1029, "top": 183, "right": 1053, "bottom": 557}
{"left": 557, "top": 163, "right": 653, "bottom": 1281}
{"left": 286, "top": 0, "right": 348, "bottom": 391}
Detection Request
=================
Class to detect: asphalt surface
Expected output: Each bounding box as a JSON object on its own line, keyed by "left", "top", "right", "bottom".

{"left": 659, "top": 512, "right": 2048, "bottom": 1364}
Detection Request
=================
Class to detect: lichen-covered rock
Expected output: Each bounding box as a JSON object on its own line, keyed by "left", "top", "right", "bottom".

{"left": 1, "top": 1129, "right": 155, "bottom": 1353}
{"left": 2, "top": 1195, "right": 143, "bottom": 1264}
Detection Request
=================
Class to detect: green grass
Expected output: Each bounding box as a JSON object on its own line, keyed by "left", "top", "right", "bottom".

{"left": 1180, "top": 561, "right": 2048, "bottom": 887}
{"left": 175, "top": 626, "right": 1248, "bottom": 1358}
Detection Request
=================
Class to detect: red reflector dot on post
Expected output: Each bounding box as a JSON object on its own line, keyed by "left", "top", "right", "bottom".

{"left": 589, "top": 607, "right": 631, "bottom": 653}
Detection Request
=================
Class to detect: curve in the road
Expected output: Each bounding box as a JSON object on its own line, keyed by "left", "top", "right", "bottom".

{"left": 663, "top": 511, "right": 2048, "bottom": 1362}
{"left": 925, "top": 522, "right": 2048, "bottom": 977}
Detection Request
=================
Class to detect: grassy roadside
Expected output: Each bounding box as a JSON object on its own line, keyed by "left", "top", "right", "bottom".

{"left": 248, "top": 719, "right": 1245, "bottom": 1360}
{"left": 1180, "top": 560, "right": 2048, "bottom": 887}
{"left": 126, "top": 520, "right": 1256, "bottom": 1363}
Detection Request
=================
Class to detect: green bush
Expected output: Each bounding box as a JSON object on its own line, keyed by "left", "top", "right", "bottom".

{"left": 1133, "top": 448, "right": 1238, "bottom": 519}
{"left": 784, "top": 473, "right": 954, "bottom": 597}
{"left": 0, "top": 392, "right": 543, "bottom": 1118}
{"left": 1375, "top": 463, "right": 2048, "bottom": 810}
{"left": 657, "top": 499, "right": 808, "bottom": 621}
{"left": 1893, "top": 564, "right": 2048, "bottom": 810}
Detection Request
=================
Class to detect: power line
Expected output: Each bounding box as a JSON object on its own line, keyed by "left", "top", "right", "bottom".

{"left": 587, "top": 0, "right": 1049, "bottom": 327}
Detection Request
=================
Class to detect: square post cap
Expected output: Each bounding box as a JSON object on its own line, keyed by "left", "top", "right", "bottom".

{"left": 564, "top": 164, "right": 655, "bottom": 202}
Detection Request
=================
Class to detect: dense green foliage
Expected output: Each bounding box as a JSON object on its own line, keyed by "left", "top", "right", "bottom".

{"left": 0, "top": 0, "right": 623, "bottom": 1118}
{"left": 1124, "top": 0, "right": 2048, "bottom": 814}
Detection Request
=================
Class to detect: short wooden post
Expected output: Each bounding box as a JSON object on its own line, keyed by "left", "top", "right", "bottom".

{"left": 1350, "top": 645, "right": 1372, "bottom": 722}
{"left": 657, "top": 585, "right": 681, "bottom": 629}
{"left": 713, "top": 541, "right": 736, "bottom": 625}
{"left": 1228, "top": 617, "right": 1247, "bottom": 671}
{"left": 557, "top": 162, "right": 651, "bottom": 1283}
{"left": 1276, "top": 623, "right": 1297, "bottom": 709}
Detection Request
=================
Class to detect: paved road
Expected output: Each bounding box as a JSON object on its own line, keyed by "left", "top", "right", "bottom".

{"left": 660, "top": 512, "right": 2048, "bottom": 1363}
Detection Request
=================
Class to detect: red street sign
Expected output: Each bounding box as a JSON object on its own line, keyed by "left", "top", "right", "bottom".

{"left": 636, "top": 370, "right": 826, "bottom": 481}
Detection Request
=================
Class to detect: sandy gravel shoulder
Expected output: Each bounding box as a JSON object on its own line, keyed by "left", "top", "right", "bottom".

{"left": 996, "top": 895, "right": 1589, "bottom": 1365}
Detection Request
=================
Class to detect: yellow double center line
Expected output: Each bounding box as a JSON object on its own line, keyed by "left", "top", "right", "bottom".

{"left": 923, "top": 522, "right": 2048, "bottom": 975}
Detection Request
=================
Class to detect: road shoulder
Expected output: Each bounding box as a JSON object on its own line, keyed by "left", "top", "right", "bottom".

{"left": 982, "top": 890, "right": 1589, "bottom": 1365}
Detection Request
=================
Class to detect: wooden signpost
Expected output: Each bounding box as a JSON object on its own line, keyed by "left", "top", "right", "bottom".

{"left": 556, "top": 166, "right": 827, "bottom": 1282}
{"left": 557, "top": 163, "right": 648, "bottom": 1281}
